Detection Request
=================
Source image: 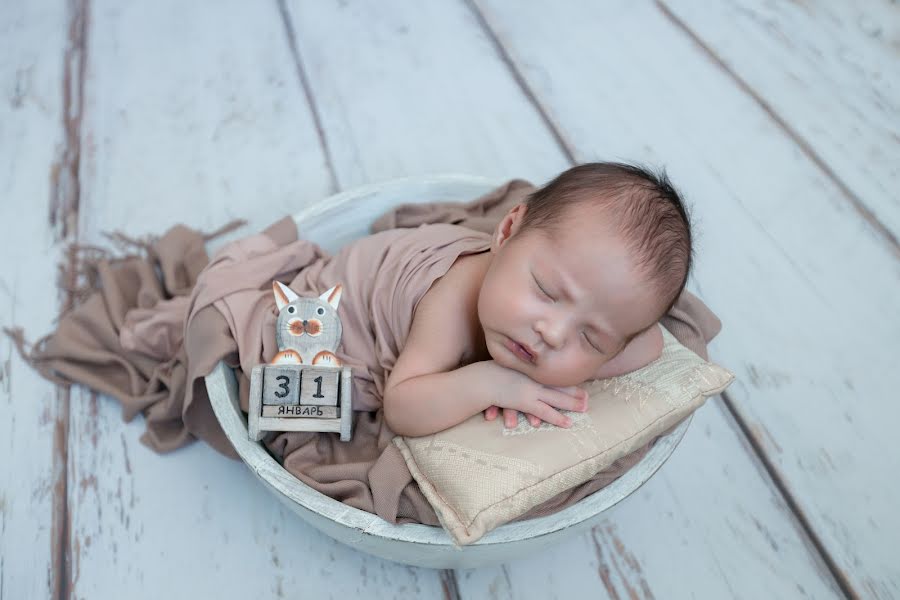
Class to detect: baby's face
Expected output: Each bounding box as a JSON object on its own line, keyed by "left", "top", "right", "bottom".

{"left": 477, "top": 203, "right": 660, "bottom": 387}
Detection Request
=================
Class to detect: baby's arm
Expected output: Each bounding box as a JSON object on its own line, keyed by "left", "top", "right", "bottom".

{"left": 383, "top": 266, "right": 491, "bottom": 436}
{"left": 487, "top": 323, "right": 663, "bottom": 427}
{"left": 385, "top": 338, "right": 583, "bottom": 437}
{"left": 384, "top": 363, "right": 494, "bottom": 438}
{"left": 384, "top": 266, "right": 584, "bottom": 437}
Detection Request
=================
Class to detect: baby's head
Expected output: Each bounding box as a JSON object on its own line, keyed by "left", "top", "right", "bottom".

{"left": 477, "top": 162, "right": 693, "bottom": 386}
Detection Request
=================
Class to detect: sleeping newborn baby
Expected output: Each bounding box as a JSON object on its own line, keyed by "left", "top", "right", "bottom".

{"left": 383, "top": 162, "right": 693, "bottom": 436}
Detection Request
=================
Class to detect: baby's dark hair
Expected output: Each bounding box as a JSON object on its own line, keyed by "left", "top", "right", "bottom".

{"left": 519, "top": 162, "right": 694, "bottom": 335}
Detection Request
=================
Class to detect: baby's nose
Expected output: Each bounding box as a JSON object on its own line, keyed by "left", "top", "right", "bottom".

{"left": 535, "top": 320, "right": 565, "bottom": 348}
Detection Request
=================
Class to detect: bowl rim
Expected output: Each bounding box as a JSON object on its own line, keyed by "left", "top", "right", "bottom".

{"left": 206, "top": 361, "right": 689, "bottom": 546}
{"left": 204, "top": 173, "right": 690, "bottom": 547}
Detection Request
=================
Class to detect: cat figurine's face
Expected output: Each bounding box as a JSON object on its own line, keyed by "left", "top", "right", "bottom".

{"left": 273, "top": 281, "right": 343, "bottom": 361}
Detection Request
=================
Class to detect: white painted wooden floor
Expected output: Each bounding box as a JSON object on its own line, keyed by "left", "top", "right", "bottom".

{"left": 2, "top": 1, "right": 897, "bottom": 598}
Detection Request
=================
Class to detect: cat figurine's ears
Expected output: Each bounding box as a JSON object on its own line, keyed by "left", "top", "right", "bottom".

{"left": 272, "top": 281, "right": 343, "bottom": 312}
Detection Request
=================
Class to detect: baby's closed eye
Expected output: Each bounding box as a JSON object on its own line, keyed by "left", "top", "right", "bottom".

{"left": 532, "top": 273, "right": 554, "bottom": 301}
{"left": 582, "top": 331, "right": 603, "bottom": 353}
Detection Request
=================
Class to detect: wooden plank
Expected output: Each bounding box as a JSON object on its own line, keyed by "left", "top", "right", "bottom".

{"left": 472, "top": 0, "right": 899, "bottom": 595}
{"left": 0, "top": 1, "right": 72, "bottom": 598}
{"left": 659, "top": 0, "right": 900, "bottom": 247}
{"left": 283, "top": 0, "right": 843, "bottom": 595}
{"left": 66, "top": 0, "right": 445, "bottom": 597}
{"left": 280, "top": 0, "right": 572, "bottom": 188}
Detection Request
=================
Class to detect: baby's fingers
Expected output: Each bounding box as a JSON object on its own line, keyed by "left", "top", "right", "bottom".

{"left": 524, "top": 400, "right": 572, "bottom": 428}
{"left": 499, "top": 408, "right": 540, "bottom": 428}
{"left": 503, "top": 408, "right": 519, "bottom": 429}
{"left": 539, "top": 387, "right": 588, "bottom": 413}
{"left": 484, "top": 405, "right": 500, "bottom": 421}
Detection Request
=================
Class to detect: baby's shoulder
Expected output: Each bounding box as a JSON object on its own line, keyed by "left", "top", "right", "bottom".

{"left": 417, "top": 247, "right": 490, "bottom": 351}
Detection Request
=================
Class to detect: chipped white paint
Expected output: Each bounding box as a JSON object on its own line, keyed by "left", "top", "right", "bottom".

{"left": 661, "top": 0, "right": 900, "bottom": 242}
{"left": 473, "top": 0, "right": 898, "bottom": 594}
{"left": 0, "top": 1, "right": 70, "bottom": 598}
{"left": 63, "top": 0, "right": 445, "bottom": 598}
{"left": 5, "top": 0, "right": 894, "bottom": 596}
{"left": 279, "top": 0, "right": 572, "bottom": 189}
{"left": 281, "top": 0, "right": 848, "bottom": 594}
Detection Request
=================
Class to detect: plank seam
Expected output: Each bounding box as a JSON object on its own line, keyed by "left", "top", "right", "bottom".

{"left": 276, "top": 0, "right": 341, "bottom": 194}
{"left": 50, "top": 0, "right": 90, "bottom": 598}
{"left": 439, "top": 569, "right": 461, "bottom": 600}
{"left": 655, "top": 0, "right": 900, "bottom": 260}
{"left": 463, "top": 0, "right": 577, "bottom": 167}
{"left": 51, "top": 390, "right": 70, "bottom": 600}
{"left": 450, "top": 7, "right": 850, "bottom": 592}
{"left": 718, "top": 391, "right": 857, "bottom": 600}
{"left": 48, "top": 1, "right": 87, "bottom": 242}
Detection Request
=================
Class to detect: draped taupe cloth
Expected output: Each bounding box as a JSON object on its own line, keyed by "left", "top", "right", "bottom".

{"left": 15, "top": 180, "right": 721, "bottom": 526}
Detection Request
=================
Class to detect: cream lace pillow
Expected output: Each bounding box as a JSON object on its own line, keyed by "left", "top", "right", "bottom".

{"left": 393, "top": 328, "right": 734, "bottom": 546}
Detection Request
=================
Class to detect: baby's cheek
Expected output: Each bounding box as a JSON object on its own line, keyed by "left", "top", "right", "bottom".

{"left": 544, "top": 357, "right": 595, "bottom": 387}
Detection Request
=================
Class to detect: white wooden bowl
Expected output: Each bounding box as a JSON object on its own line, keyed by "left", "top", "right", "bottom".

{"left": 205, "top": 175, "right": 691, "bottom": 569}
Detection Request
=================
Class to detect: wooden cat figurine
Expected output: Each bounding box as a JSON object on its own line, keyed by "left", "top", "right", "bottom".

{"left": 271, "top": 281, "right": 344, "bottom": 367}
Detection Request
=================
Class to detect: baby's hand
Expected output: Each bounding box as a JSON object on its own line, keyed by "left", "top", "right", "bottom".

{"left": 484, "top": 404, "right": 547, "bottom": 428}
{"left": 477, "top": 361, "right": 588, "bottom": 429}
{"left": 483, "top": 396, "right": 584, "bottom": 428}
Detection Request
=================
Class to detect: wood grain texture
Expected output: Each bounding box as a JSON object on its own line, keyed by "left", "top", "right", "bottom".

{"left": 298, "top": 366, "right": 340, "bottom": 407}
{"left": 472, "top": 0, "right": 899, "bottom": 595}
{"left": 6, "top": 0, "right": 890, "bottom": 596}
{"left": 64, "top": 0, "right": 443, "bottom": 597}
{"left": 0, "top": 1, "right": 71, "bottom": 598}
{"left": 280, "top": 0, "right": 572, "bottom": 189}
{"left": 659, "top": 0, "right": 900, "bottom": 248}
{"left": 283, "top": 0, "right": 844, "bottom": 595}
{"left": 261, "top": 365, "right": 302, "bottom": 406}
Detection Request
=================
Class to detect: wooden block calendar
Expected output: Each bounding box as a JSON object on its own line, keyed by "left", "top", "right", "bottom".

{"left": 247, "top": 281, "right": 354, "bottom": 443}
{"left": 248, "top": 364, "right": 353, "bottom": 442}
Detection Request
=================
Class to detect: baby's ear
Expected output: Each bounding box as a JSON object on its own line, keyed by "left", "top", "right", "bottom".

{"left": 493, "top": 203, "right": 527, "bottom": 251}
{"left": 273, "top": 281, "right": 299, "bottom": 311}
{"left": 319, "top": 283, "right": 343, "bottom": 310}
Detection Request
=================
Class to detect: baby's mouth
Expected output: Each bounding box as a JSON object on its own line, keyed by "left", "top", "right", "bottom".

{"left": 505, "top": 337, "right": 536, "bottom": 363}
